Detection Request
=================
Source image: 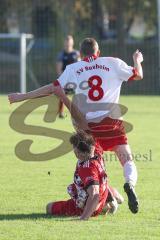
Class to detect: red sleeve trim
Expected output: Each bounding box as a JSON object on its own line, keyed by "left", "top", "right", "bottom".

{"left": 53, "top": 80, "right": 60, "bottom": 86}
{"left": 128, "top": 68, "right": 138, "bottom": 81}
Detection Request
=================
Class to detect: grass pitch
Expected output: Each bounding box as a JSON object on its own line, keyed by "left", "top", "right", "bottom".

{"left": 0, "top": 95, "right": 160, "bottom": 240}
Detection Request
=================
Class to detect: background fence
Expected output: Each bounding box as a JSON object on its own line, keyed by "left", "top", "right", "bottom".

{"left": 0, "top": 0, "right": 159, "bottom": 94}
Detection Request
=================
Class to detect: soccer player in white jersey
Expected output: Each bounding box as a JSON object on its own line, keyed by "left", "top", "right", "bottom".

{"left": 8, "top": 38, "right": 143, "bottom": 214}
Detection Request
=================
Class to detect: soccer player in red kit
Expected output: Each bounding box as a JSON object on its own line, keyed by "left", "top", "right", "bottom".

{"left": 46, "top": 131, "right": 124, "bottom": 220}
{"left": 8, "top": 38, "right": 143, "bottom": 214}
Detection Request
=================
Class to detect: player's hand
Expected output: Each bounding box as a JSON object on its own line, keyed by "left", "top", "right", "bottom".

{"left": 8, "top": 93, "right": 24, "bottom": 104}
{"left": 133, "top": 50, "right": 143, "bottom": 63}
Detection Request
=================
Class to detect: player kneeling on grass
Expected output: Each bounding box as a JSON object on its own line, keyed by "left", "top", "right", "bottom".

{"left": 46, "top": 131, "right": 124, "bottom": 220}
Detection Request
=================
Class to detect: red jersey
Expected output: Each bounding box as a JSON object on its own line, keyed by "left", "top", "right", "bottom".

{"left": 52, "top": 145, "right": 110, "bottom": 217}
{"left": 72, "top": 146, "right": 108, "bottom": 215}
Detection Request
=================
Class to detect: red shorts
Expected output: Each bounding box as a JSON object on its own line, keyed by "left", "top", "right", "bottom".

{"left": 51, "top": 199, "right": 83, "bottom": 216}
{"left": 51, "top": 188, "right": 109, "bottom": 217}
{"left": 87, "top": 117, "right": 128, "bottom": 151}
{"left": 51, "top": 198, "right": 108, "bottom": 217}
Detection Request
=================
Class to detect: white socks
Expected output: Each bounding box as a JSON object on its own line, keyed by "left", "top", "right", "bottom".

{"left": 123, "top": 161, "right": 138, "bottom": 187}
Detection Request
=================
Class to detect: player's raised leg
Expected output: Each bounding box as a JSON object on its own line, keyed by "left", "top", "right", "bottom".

{"left": 113, "top": 144, "right": 139, "bottom": 214}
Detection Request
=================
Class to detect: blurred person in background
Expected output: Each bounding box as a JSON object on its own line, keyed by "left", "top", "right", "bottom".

{"left": 56, "top": 35, "right": 80, "bottom": 118}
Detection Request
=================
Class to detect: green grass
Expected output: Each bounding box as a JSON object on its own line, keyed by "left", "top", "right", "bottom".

{"left": 0, "top": 95, "right": 160, "bottom": 240}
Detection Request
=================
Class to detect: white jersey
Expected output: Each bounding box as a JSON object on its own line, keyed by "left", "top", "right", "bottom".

{"left": 57, "top": 56, "right": 135, "bottom": 121}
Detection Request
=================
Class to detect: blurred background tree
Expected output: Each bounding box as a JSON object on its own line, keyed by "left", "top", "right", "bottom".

{"left": 0, "top": 0, "right": 158, "bottom": 94}
{"left": 0, "top": 0, "right": 157, "bottom": 43}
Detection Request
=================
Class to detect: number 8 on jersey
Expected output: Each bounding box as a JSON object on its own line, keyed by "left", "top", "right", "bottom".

{"left": 88, "top": 75, "right": 104, "bottom": 101}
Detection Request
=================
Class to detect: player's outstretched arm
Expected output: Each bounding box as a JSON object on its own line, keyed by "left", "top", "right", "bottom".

{"left": 133, "top": 49, "right": 143, "bottom": 80}
{"left": 8, "top": 83, "right": 54, "bottom": 104}
{"left": 80, "top": 185, "right": 99, "bottom": 220}
{"left": 54, "top": 85, "right": 89, "bottom": 130}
